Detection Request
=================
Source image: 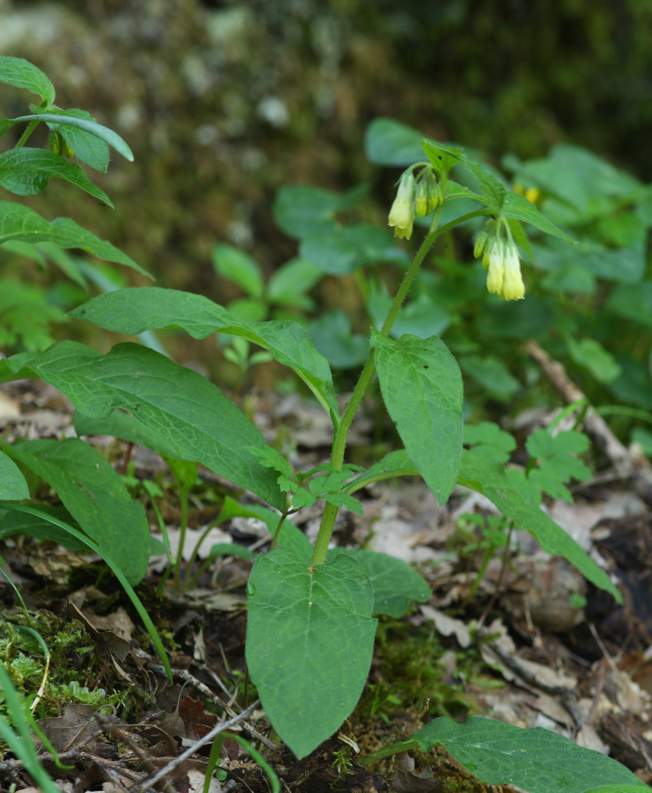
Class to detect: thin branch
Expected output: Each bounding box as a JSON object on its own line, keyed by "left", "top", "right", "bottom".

{"left": 129, "top": 702, "right": 258, "bottom": 792}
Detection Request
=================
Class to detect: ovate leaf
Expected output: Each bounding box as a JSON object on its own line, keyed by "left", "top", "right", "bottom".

{"left": 0, "top": 56, "right": 55, "bottom": 105}
{"left": 375, "top": 333, "right": 463, "bottom": 503}
{"left": 9, "top": 438, "right": 149, "bottom": 584}
{"left": 0, "top": 149, "right": 113, "bottom": 206}
{"left": 0, "top": 341, "right": 284, "bottom": 509}
{"left": 410, "top": 717, "right": 640, "bottom": 793}
{"left": 332, "top": 548, "right": 430, "bottom": 617}
{"left": 72, "top": 288, "right": 337, "bottom": 419}
{"left": 246, "top": 548, "right": 376, "bottom": 758}
{"left": 0, "top": 450, "right": 29, "bottom": 500}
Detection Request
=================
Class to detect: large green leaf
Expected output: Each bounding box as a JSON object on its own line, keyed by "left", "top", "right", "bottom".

{"left": 364, "top": 118, "right": 425, "bottom": 166}
{"left": 375, "top": 333, "right": 463, "bottom": 503}
{"left": 246, "top": 548, "right": 377, "bottom": 758}
{"left": 11, "top": 112, "right": 133, "bottom": 162}
{"left": 0, "top": 341, "right": 284, "bottom": 509}
{"left": 459, "top": 448, "right": 620, "bottom": 600}
{"left": 0, "top": 148, "right": 112, "bottom": 206}
{"left": 0, "top": 56, "right": 55, "bottom": 105}
{"left": 300, "top": 223, "right": 407, "bottom": 275}
{"left": 0, "top": 202, "right": 149, "bottom": 278}
{"left": 410, "top": 717, "right": 640, "bottom": 793}
{"left": 9, "top": 438, "right": 150, "bottom": 585}
{"left": 0, "top": 450, "right": 29, "bottom": 500}
{"left": 332, "top": 548, "right": 430, "bottom": 617}
{"left": 71, "top": 288, "right": 338, "bottom": 418}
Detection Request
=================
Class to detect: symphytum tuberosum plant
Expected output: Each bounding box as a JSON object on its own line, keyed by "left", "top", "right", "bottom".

{"left": 0, "top": 57, "right": 644, "bottom": 793}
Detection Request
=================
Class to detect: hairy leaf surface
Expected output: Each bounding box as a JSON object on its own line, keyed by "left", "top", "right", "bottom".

{"left": 72, "top": 288, "right": 338, "bottom": 418}
{"left": 0, "top": 341, "right": 284, "bottom": 509}
{"left": 375, "top": 333, "right": 463, "bottom": 503}
{"left": 411, "top": 717, "right": 640, "bottom": 793}
{"left": 246, "top": 548, "right": 376, "bottom": 757}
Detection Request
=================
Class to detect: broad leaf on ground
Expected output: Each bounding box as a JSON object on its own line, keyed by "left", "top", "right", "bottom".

{"left": 375, "top": 333, "right": 463, "bottom": 503}
{"left": 9, "top": 438, "right": 150, "bottom": 585}
{"left": 0, "top": 341, "right": 284, "bottom": 509}
{"left": 409, "top": 717, "right": 641, "bottom": 793}
{"left": 246, "top": 548, "right": 377, "bottom": 758}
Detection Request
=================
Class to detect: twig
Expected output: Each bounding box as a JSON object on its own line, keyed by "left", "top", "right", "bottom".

{"left": 95, "top": 713, "right": 175, "bottom": 793}
{"left": 477, "top": 522, "right": 514, "bottom": 628}
{"left": 485, "top": 637, "right": 581, "bottom": 727}
{"left": 525, "top": 340, "right": 652, "bottom": 502}
{"left": 150, "top": 664, "right": 275, "bottom": 750}
{"left": 129, "top": 702, "right": 258, "bottom": 792}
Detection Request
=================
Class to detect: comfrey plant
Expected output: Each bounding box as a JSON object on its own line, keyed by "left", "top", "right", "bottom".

{"left": 0, "top": 58, "right": 645, "bottom": 793}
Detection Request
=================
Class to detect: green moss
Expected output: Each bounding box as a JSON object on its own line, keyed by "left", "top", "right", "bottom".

{"left": 0, "top": 610, "right": 121, "bottom": 718}
{"left": 357, "top": 619, "right": 482, "bottom": 726}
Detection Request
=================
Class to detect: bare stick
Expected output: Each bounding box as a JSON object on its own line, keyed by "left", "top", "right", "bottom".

{"left": 525, "top": 340, "right": 652, "bottom": 502}
{"left": 130, "top": 702, "right": 258, "bottom": 792}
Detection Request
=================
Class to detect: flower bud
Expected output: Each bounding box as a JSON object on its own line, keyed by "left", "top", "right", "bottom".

{"left": 415, "top": 179, "right": 428, "bottom": 217}
{"left": 473, "top": 231, "right": 488, "bottom": 260}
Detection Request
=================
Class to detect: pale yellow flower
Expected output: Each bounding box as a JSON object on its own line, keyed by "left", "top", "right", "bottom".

{"left": 388, "top": 172, "right": 416, "bottom": 240}
{"left": 501, "top": 242, "right": 525, "bottom": 300}
{"left": 486, "top": 239, "right": 505, "bottom": 296}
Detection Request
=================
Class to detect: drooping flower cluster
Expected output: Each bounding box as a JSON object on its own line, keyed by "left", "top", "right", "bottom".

{"left": 388, "top": 167, "right": 443, "bottom": 240}
{"left": 474, "top": 223, "right": 525, "bottom": 301}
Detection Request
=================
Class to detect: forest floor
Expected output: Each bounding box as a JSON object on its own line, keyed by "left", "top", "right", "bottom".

{"left": 1, "top": 376, "right": 652, "bottom": 793}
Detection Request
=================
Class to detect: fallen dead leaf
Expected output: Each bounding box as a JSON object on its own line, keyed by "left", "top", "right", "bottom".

{"left": 421, "top": 605, "right": 472, "bottom": 648}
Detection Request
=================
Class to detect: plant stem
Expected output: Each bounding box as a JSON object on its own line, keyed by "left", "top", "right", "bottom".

{"left": 175, "top": 488, "right": 190, "bottom": 589}
{"left": 311, "top": 207, "right": 490, "bottom": 566}
{"left": 15, "top": 120, "right": 39, "bottom": 149}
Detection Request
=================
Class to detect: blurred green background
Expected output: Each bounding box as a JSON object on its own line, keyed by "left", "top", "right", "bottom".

{"left": 2, "top": 0, "right": 652, "bottom": 287}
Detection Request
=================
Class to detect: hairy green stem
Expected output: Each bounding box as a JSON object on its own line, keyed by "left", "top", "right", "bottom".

{"left": 311, "top": 207, "right": 489, "bottom": 565}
